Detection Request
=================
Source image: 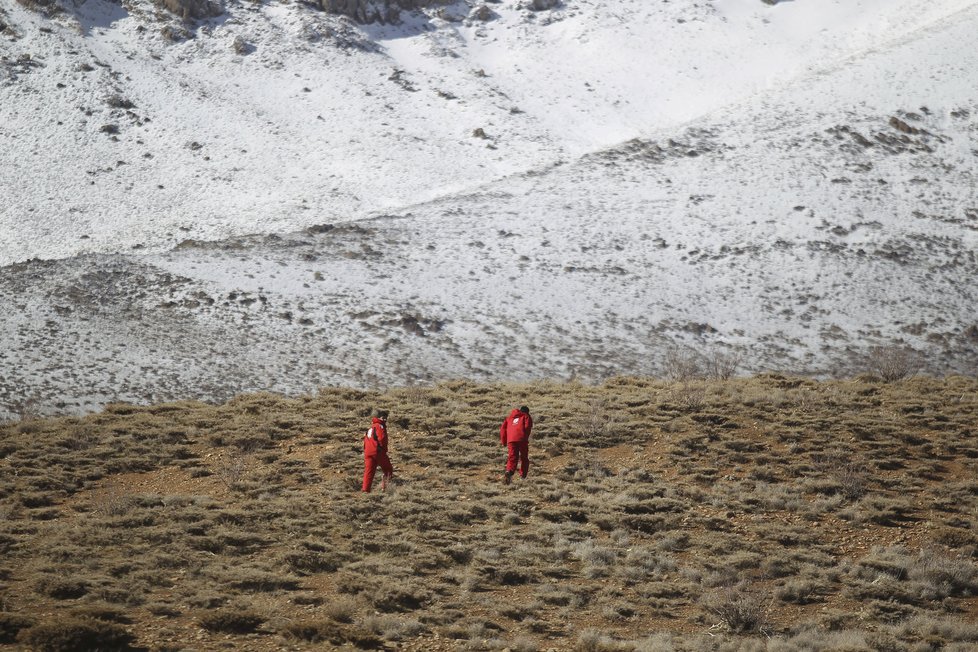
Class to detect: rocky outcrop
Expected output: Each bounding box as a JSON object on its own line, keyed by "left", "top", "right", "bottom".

{"left": 525, "top": 0, "right": 560, "bottom": 10}
{"left": 155, "top": 0, "right": 224, "bottom": 20}
{"left": 320, "top": 0, "right": 452, "bottom": 24}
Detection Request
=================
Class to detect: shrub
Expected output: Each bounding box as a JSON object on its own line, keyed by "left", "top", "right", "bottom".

{"left": 813, "top": 454, "right": 869, "bottom": 501}
{"left": 700, "top": 583, "right": 770, "bottom": 633}
{"left": 575, "top": 629, "right": 631, "bottom": 652}
{"left": 705, "top": 349, "right": 743, "bottom": 381}
{"left": 323, "top": 596, "right": 357, "bottom": 623}
{"left": 217, "top": 454, "right": 248, "bottom": 488}
{"left": 282, "top": 549, "right": 342, "bottom": 574}
{"left": 17, "top": 618, "right": 134, "bottom": 651}
{"left": 198, "top": 609, "right": 265, "bottom": 633}
{"left": 662, "top": 347, "right": 703, "bottom": 382}
{"left": 908, "top": 551, "right": 978, "bottom": 598}
{"left": 867, "top": 345, "right": 922, "bottom": 382}
{"left": 282, "top": 620, "right": 346, "bottom": 643}
{"left": 776, "top": 578, "right": 822, "bottom": 604}
{"left": 575, "top": 398, "right": 616, "bottom": 444}
{"left": 35, "top": 576, "right": 89, "bottom": 600}
{"left": 371, "top": 585, "right": 428, "bottom": 612}
{"left": 0, "top": 613, "right": 34, "bottom": 644}
{"left": 361, "top": 614, "right": 424, "bottom": 641}
{"left": 670, "top": 382, "right": 706, "bottom": 411}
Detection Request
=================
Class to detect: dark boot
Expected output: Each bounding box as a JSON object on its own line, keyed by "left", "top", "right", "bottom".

{"left": 503, "top": 471, "right": 513, "bottom": 485}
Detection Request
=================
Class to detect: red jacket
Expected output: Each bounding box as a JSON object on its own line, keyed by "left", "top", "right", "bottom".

{"left": 500, "top": 409, "right": 532, "bottom": 445}
{"left": 364, "top": 418, "right": 388, "bottom": 457}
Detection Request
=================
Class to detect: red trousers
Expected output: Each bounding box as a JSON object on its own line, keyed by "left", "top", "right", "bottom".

{"left": 362, "top": 451, "right": 393, "bottom": 492}
{"left": 506, "top": 440, "right": 529, "bottom": 478}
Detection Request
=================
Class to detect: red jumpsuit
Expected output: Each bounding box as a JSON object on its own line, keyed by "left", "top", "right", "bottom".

{"left": 362, "top": 417, "right": 393, "bottom": 492}
{"left": 500, "top": 408, "right": 533, "bottom": 479}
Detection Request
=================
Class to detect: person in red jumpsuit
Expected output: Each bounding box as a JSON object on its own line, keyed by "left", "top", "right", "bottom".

{"left": 500, "top": 405, "right": 533, "bottom": 484}
{"left": 362, "top": 409, "right": 394, "bottom": 492}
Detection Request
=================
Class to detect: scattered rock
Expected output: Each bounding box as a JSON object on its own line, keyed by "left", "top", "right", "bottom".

{"left": 470, "top": 4, "right": 494, "bottom": 21}
{"left": 160, "top": 24, "right": 192, "bottom": 42}
{"left": 155, "top": 0, "right": 225, "bottom": 20}
{"left": 319, "top": 0, "right": 412, "bottom": 24}
{"left": 388, "top": 68, "right": 417, "bottom": 92}
{"left": 231, "top": 35, "right": 253, "bottom": 55}
{"left": 889, "top": 116, "right": 919, "bottom": 135}
{"left": 472, "top": 127, "right": 488, "bottom": 139}
{"left": 105, "top": 95, "right": 135, "bottom": 110}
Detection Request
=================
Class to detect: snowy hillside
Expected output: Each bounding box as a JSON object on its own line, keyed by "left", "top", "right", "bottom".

{"left": 1, "top": 0, "right": 977, "bottom": 417}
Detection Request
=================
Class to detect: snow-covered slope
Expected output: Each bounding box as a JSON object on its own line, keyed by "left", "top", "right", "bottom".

{"left": 2, "top": 0, "right": 974, "bottom": 264}
{"left": 1, "top": 0, "right": 977, "bottom": 417}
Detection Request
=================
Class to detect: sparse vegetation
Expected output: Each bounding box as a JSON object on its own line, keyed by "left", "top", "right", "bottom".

{"left": 1, "top": 376, "right": 977, "bottom": 649}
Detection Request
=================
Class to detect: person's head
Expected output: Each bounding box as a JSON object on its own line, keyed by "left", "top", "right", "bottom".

{"left": 370, "top": 408, "right": 388, "bottom": 420}
{"left": 519, "top": 406, "right": 530, "bottom": 415}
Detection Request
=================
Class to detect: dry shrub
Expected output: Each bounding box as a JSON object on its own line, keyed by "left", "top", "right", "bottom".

{"left": 705, "top": 349, "right": 743, "bottom": 381}
{"left": 662, "top": 347, "right": 703, "bottom": 382}
{"left": 575, "top": 628, "right": 632, "bottom": 651}
{"left": 670, "top": 382, "right": 706, "bottom": 411}
{"left": 92, "top": 485, "right": 133, "bottom": 517}
{"left": 283, "top": 548, "right": 343, "bottom": 574}
{"left": 282, "top": 619, "right": 346, "bottom": 643}
{"left": 908, "top": 551, "right": 978, "bottom": 598}
{"left": 227, "top": 570, "right": 300, "bottom": 592}
{"left": 896, "top": 615, "right": 978, "bottom": 644}
{"left": 775, "top": 578, "right": 823, "bottom": 604}
{"left": 16, "top": 617, "right": 134, "bottom": 651}
{"left": 361, "top": 614, "right": 424, "bottom": 641}
{"left": 867, "top": 345, "right": 922, "bottom": 382}
{"left": 0, "top": 613, "right": 34, "bottom": 644}
{"left": 576, "top": 398, "right": 616, "bottom": 443}
{"left": 69, "top": 606, "right": 131, "bottom": 624}
{"left": 371, "top": 584, "right": 428, "bottom": 612}
{"left": 841, "top": 496, "right": 914, "bottom": 527}
{"left": 198, "top": 609, "right": 265, "bottom": 633}
{"left": 813, "top": 454, "right": 869, "bottom": 501}
{"left": 282, "top": 620, "right": 381, "bottom": 648}
{"left": 35, "top": 576, "right": 89, "bottom": 600}
{"left": 700, "top": 583, "right": 770, "bottom": 633}
{"left": 323, "top": 595, "right": 358, "bottom": 623}
{"left": 573, "top": 540, "right": 617, "bottom": 578}
{"left": 217, "top": 454, "right": 248, "bottom": 489}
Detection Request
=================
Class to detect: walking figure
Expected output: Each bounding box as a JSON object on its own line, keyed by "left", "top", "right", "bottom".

{"left": 363, "top": 409, "right": 394, "bottom": 492}
{"left": 500, "top": 405, "right": 533, "bottom": 484}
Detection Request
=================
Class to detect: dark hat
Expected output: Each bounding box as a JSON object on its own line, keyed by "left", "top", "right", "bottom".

{"left": 519, "top": 406, "right": 529, "bottom": 414}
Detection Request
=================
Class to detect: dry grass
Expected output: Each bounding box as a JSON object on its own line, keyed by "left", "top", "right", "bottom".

{"left": 1, "top": 376, "right": 977, "bottom": 649}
